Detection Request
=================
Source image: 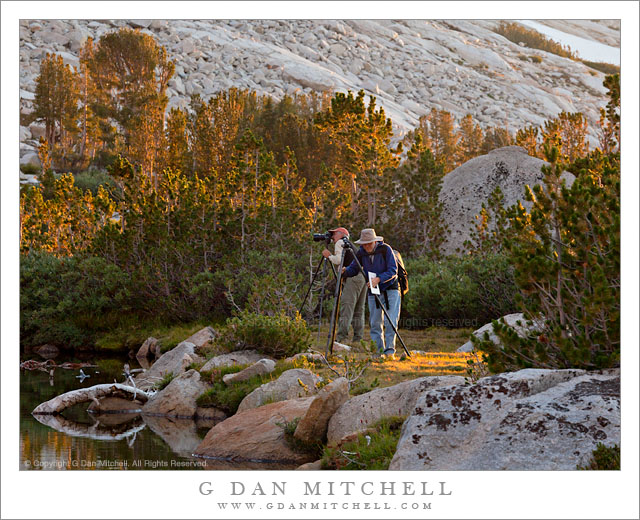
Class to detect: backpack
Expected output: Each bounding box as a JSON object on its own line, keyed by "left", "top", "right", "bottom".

{"left": 393, "top": 249, "right": 409, "bottom": 297}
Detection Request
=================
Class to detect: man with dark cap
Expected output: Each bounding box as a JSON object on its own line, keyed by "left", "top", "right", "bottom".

{"left": 322, "top": 227, "right": 367, "bottom": 344}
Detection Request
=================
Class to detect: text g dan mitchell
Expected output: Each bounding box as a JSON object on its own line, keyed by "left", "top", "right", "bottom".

{"left": 199, "top": 480, "right": 453, "bottom": 497}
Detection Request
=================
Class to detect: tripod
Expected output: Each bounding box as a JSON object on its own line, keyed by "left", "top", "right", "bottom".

{"left": 299, "top": 249, "right": 337, "bottom": 337}
{"left": 326, "top": 237, "right": 411, "bottom": 358}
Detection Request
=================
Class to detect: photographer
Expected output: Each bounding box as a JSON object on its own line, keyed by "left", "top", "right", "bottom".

{"left": 342, "top": 228, "right": 400, "bottom": 359}
{"left": 322, "top": 227, "right": 367, "bottom": 344}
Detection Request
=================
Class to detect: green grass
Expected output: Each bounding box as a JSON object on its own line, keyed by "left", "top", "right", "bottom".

{"left": 578, "top": 443, "right": 620, "bottom": 470}
{"left": 278, "top": 417, "right": 324, "bottom": 458}
{"left": 321, "top": 416, "right": 406, "bottom": 470}
{"left": 154, "top": 372, "right": 175, "bottom": 391}
{"left": 196, "top": 360, "right": 299, "bottom": 414}
{"left": 94, "top": 318, "right": 216, "bottom": 353}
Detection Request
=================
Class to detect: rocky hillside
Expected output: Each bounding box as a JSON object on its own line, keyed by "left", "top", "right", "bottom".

{"left": 19, "top": 18, "right": 618, "bottom": 163}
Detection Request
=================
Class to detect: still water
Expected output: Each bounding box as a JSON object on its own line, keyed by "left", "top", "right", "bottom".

{"left": 20, "top": 355, "right": 213, "bottom": 471}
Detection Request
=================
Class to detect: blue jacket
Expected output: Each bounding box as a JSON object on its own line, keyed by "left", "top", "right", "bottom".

{"left": 344, "top": 242, "right": 398, "bottom": 293}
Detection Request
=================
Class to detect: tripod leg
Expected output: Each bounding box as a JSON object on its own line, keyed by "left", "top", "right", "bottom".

{"left": 325, "top": 247, "right": 347, "bottom": 357}
{"left": 316, "top": 258, "right": 328, "bottom": 341}
{"left": 299, "top": 254, "right": 325, "bottom": 315}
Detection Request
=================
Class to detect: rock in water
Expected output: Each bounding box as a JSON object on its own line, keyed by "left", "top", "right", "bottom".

{"left": 294, "top": 377, "right": 349, "bottom": 444}
{"left": 136, "top": 336, "right": 159, "bottom": 360}
{"left": 389, "top": 368, "right": 619, "bottom": 470}
{"left": 194, "top": 398, "right": 315, "bottom": 464}
{"left": 142, "top": 369, "right": 207, "bottom": 418}
{"left": 326, "top": 375, "right": 464, "bottom": 445}
{"left": 439, "top": 146, "right": 575, "bottom": 255}
{"left": 237, "top": 368, "right": 320, "bottom": 412}
{"left": 222, "top": 359, "right": 276, "bottom": 385}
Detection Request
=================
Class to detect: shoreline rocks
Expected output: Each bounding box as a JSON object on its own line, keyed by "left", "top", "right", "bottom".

{"left": 390, "top": 368, "right": 619, "bottom": 470}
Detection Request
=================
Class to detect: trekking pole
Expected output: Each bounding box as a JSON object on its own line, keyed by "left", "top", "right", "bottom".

{"left": 341, "top": 238, "right": 411, "bottom": 358}
{"left": 325, "top": 247, "right": 347, "bottom": 357}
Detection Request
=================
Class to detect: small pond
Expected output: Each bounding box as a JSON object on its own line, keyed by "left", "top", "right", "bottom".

{"left": 20, "top": 354, "right": 296, "bottom": 470}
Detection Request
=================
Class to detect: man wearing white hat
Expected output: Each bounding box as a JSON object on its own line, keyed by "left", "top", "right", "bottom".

{"left": 342, "top": 228, "right": 401, "bottom": 358}
{"left": 322, "top": 227, "right": 367, "bottom": 343}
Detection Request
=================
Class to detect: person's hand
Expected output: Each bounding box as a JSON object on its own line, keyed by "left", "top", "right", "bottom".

{"left": 322, "top": 249, "right": 331, "bottom": 258}
{"left": 368, "top": 276, "right": 381, "bottom": 289}
{"left": 342, "top": 267, "right": 346, "bottom": 274}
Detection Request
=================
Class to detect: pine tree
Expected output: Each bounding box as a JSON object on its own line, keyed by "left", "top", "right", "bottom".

{"left": 597, "top": 74, "right": 620, "bottom": 154}
{"left": 425, "top": 108, "right": 458, "bottom": 172}
{"left": 390, "top": 134, "right": 447, "bottom": 257}
{"left": 85, "top": 28, "right": 175, "bottom": 180}
{"left": 481, "top": 126, "right": 512, "bottom": 153}
{"left": 456, "top": 114, "right": 484, "bottom": 165}
{"left": 475, "top": 145, "right": 620, "bottom": 371}
{"left": 33, "top": 53, "right": 79, "bottom": 167}
{"left": 515, "top": 125, "right": 539, "bottom": 157}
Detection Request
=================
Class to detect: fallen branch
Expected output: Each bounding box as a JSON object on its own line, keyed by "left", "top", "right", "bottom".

{"left": 32, "top": 383, "right": 151, "bottom": 415}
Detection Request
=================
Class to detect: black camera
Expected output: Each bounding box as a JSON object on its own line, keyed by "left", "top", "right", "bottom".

{"left": 313, "top": 231, "right": 333, "bottom": 243}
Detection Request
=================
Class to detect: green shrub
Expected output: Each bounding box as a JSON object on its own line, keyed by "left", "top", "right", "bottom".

{"left": 20, "top": 252, "right": 133, "bottom": 349}
{"left": 578, "top": 443, "right": 620, "bottom": 470}
{"left": 154, "top": 372, "right": 175, "bottom": 391}
{"left": 581, "top": 61, "right": 620, "bottom": 75}
{"left": 321, "top": 416, "right": 405, "bottom": 470}
{"left": 402, "top": 254, "right": 517, "bottom": 329}
{"left": 20, "top": 163, "right": 40, "bottom": 176}
{"left": 218, "top": 310, "right": 311, "bottom": 359}
{"left": 73, "top": 169, "right": 118, "bottom": 197}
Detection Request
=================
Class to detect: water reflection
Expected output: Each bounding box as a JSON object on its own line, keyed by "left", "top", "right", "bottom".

{"left": 21, "top": 355, "right": 300, "bottom": 470}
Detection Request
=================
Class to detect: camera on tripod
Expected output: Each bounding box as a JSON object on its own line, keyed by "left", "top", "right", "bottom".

{"left": 312, "top": 231, "right": 333, "bottom": 244}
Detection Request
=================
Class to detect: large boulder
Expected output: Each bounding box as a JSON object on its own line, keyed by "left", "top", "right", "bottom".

{"left": 142, "top": 369, "right": 207, "bottom": 418}
{"left": 390, "top": 368, "right": 619, "bottom": 470}
{"left": 294, "top": 377, "right": 349, "bottom": 444}
{"left": 194, "top": 398, "right": 315, "bottom": 464}
{"left": 135, "top": 341, "right": 200, "bottom": 390}
{"left": 222, "top": 359, "right": 276, "bottom": 385}
{"left": 200, "top": 350, "right": 268, "bottom": 372}
{"left": 326, "top": 376, "right": 464, "bottom": 445}
{"left": 457, "top": 313, "right": 543, "bottom": 352}
{"left": 237, "top": 369, "right": 321, "bottom": 413}
{"left": 439, "top": 146, "right": 575, "bottom": 255}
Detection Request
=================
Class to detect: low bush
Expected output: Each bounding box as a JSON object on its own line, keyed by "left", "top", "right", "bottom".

{"left": 402, "top": 254, "right": 517, "bottom": 329}
{"left": 321, "top": 416, "right": 406, "bottom": 470}
{"left": 20, "top": 163, "right": 40, "bottom": 176}
{"left": 218, "top": 310, "right": 311, "bottom": 359}
{"left": 20, "top": 252, "right": 133, "bottom": 349}
{"left": 578, "top": 443, "right": 620, "bottom": 470}
{"left": 495, "top": 21, "right": 576, "bottom": 60}
{"left": 73, "top": 169, "right": 119, "bottom": 197}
